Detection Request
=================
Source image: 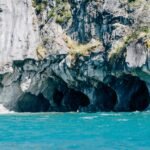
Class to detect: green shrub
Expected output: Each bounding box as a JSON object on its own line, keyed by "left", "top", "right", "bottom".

{"left": 32, "top": 0, "right": 48, "bottom": 14}
{"left": 56, "top": 16, "right": 64, "bottom": 24}
{"left": 32, "top": 0, "right": 72, "bottom": 24}
{"left": 35, "top": 4, "right": 43, "bottom": 14}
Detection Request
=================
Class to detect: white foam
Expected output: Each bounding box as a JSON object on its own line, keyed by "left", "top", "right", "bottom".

{"left": 100, "top": 113, "right": 121, "bottom": 116}
{"left": 0, "top": 104, "right": 14, "bottom": 114}
{"left": 117, "top": 118, "right": 128, "bottom": 122}
{"left": 81, "top": 116, "right": 98, "bottom": 120}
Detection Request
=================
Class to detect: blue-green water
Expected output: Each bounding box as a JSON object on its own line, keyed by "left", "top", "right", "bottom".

{"left": 0, "top": 112, "right": 150, "bottom": 150}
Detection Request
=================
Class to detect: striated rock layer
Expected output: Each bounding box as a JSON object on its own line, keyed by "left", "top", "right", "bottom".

{"left": 0, "top": 0, "right": 150, "bottom": 112}
{"left": 0, "top": 0, "right": 40, "bottom": 67}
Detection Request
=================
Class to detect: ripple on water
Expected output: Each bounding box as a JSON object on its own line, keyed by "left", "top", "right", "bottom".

{"left": 100, "top": 112, "right": 122, "bottom": 116}
{"left": 80, "top": 116, "right": 98, "bottom": 120}
{"left": 117, "top": 118, "right": 128, "bottom": 122}
{"left": 0, "top": 111, "right": 149, "bottom": 149}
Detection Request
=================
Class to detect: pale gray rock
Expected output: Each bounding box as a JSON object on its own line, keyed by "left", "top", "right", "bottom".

{"left": 0, "top": 0, "right": 40, "bottom": 67}
{"left": 40, "top": 22, "right": 69, "bottom": 55}
{"left": 126, "top": 40, "right": 147, "bottom": 68}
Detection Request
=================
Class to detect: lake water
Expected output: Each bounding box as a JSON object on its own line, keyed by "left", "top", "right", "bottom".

{"left": 0, "top": 111, "right": 150, "bottom": 150}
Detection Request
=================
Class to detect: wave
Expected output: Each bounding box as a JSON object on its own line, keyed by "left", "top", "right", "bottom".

{"left": 80, "top": 116, "right": 98, "bottom": 120}
{"left": 0, "top": 104, "right": 14, "bottom": 114}
{"left": 117, "top": 118, "right": 128, "bottom": 122}
{"left": 100, "top": 113, "right": 122, "bottom": 116}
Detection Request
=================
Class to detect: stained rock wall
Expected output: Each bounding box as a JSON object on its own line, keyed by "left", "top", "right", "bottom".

{"left": 0, "top": 0, "right": 150, "bottom": 112}
{"left": 0, "top": 55, "right": 148, "bottom": 113}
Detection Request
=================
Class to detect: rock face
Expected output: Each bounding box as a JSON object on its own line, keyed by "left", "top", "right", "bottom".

{"left": 0, "top": 56, "right": 148, "bottom": 113}
{"left": 0, "top": 0, "right": 40, "bottom": 67}
{"left": 0, "top": 0, "right": 150, "bottom": 112}
{"left": 68, "top": 0, "right": 132, "bottom": 44}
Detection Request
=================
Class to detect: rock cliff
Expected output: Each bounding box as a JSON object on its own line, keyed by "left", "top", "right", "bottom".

{"left": 0, "top": 0, "right": 150, "bottom": 112}
{"left": 0, "top": 0, "right": 40, "bottom": 67}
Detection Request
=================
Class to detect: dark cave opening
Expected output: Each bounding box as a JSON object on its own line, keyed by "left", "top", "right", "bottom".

{"left": 129, "top": 81, "right": 149, "bottom": 111}
{"left": 104, "top": 74, "right": 150, "bottom": 112}
{"left": 52, "top": 88, "right": 90, "bottom": 112}
{"left": 53, "top": 89, "right": 64, "bottom": 106}
{"left": 75, "top": 91, "right": 90, "bottom": 107}
{"left": 95, "top": 83, "right": 117, "bottom": 112}
{"left": 63, "top": 89, "right": 90, "bottom": 111}
{"left": 16, "top": 93, "right": 50, "bottom": 112}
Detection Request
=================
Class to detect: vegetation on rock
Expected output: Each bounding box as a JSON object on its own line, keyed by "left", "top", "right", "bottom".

{"left": 32, "top": 0, "right": 48, "bottom": 15}
{"left": 63, "top": 34, "right": 102, "bottom": 56}
{"left": 36, "top": 45, "right": 47, "bottom": 59}
{"left": 109, "top": 26, "right": 150, "bottom": 63}
{"left": 32, "top": 0, "right": 72, "bottom": 24}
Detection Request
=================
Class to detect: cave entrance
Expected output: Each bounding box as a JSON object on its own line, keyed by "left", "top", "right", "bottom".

{"left": 52, "top": 89, "right": 90, "bottom": 112}
{"left": 129, "top": 81, "right": 149, "bottom": 111}
{"left": 77, "top": 91, "right": 90, "bottom": 107}
{"left": 53, "top": 89, "right": 64, "bottom": 106}
{"left": 64, "top": 89, "right": 90, "bottom": 111}
{"left": 16, "top": 93, "right": 50, "bottom": 112}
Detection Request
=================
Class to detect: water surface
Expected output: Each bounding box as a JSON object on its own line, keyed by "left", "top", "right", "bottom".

{"left": 0, "top": 111, "right": 150, "bottom": 150}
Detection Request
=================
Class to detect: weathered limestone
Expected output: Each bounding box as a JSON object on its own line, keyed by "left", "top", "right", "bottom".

{"left": 0, "top": 0, "right": 150, "bottom": 112}
{"left": 0, "top": 0, "right": 40, "bottom": 67}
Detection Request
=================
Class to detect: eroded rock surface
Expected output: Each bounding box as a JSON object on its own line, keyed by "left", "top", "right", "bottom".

{"left": 0, "top": 0, "right": 150, "bottom": 112}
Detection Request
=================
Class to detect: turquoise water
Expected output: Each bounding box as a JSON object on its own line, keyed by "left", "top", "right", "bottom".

{"left": 0, "top": 112, "right": 150, "bottom": 150}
